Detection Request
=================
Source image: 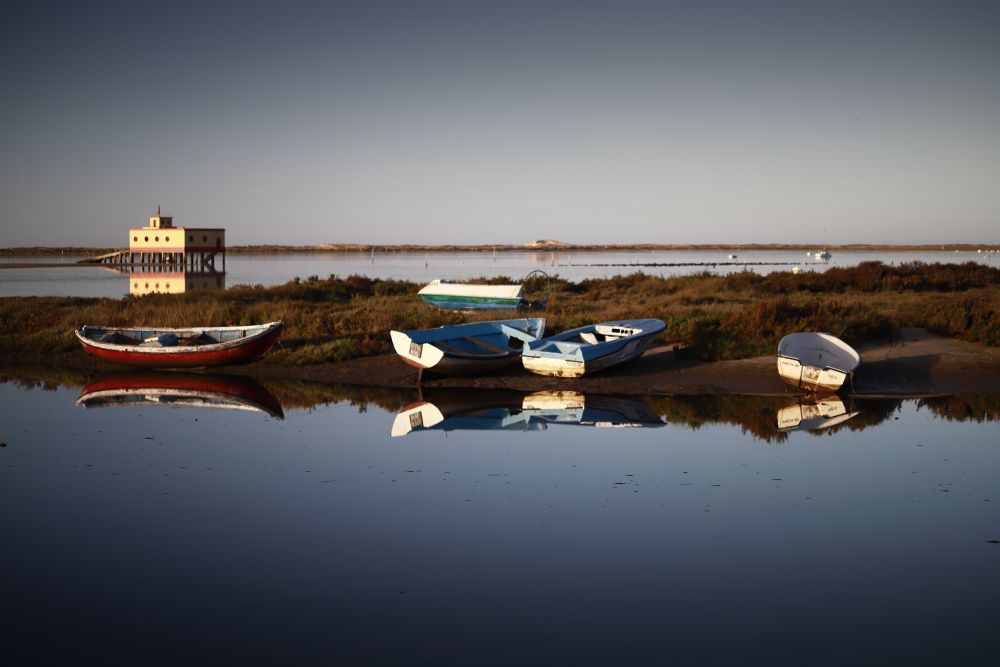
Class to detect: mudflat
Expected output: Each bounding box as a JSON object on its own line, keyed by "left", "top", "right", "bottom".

{"left": 213, "top": 328, "right": 1000, "bottom": 396}
{"left": 4, "top": 328, "right": 996, "bottom": 397}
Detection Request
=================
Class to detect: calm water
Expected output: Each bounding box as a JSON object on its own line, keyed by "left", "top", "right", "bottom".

{"left": 2, "top": 249, "right": 996, "bottom": 297}
{"left": 2, "top": 375, "right": 998, "bottom": 665}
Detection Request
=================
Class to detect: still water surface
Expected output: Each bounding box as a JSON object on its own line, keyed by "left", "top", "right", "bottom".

{"left": 2, "top": 377, "right": 998, "bottom": 664}
{"left": 2, "top": 249, "right": 995, "bottom": 297}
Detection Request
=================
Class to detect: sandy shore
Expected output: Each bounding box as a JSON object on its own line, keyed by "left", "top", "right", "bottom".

{"left": 3, "top": 329, "right": 997, "bottom": 396}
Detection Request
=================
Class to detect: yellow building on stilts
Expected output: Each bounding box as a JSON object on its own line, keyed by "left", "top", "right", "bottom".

{"left": 127, "top": 208, "right": 226, "bottom": 271}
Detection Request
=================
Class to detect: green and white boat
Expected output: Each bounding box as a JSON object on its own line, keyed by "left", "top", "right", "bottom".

{"left": 417, "top": 280, "right": 542, "bottom": 310}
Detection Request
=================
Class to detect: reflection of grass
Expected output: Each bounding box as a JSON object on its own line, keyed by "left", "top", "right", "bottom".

{"left": 0, "top": 262, "right": 997, "bottom": 363}
{"left": 649, "top": 395, "right": 909, "bottom": 443}
{"left": 917, "top": 394, "right": 1000, "bottom": 423}
{"left": 4, "top": 365, "right": 998, "bottom": 440}
{"left": 261, "top": 379, "right": 413, "bottom": 414}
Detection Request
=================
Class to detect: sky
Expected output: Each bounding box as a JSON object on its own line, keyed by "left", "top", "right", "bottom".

{"left": 1, "top": 0, "right": 998, "bottom": 247}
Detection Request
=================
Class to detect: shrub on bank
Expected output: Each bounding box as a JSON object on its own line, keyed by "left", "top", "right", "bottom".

{"left": 0, "top": 263, "right": 996, "bottom": 364}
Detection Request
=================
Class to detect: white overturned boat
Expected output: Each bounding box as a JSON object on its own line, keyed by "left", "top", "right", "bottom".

{"left": 418, "top": 280, "right": 542, "bottom": 310}
{"left": 522, "top": 319, "right": 666, "bottom": 378}
{"left": 776, "top": 332, "right": 861, "bottom": 393}
{"left": 390, "top": 318, "right": 545, "bottom": 376}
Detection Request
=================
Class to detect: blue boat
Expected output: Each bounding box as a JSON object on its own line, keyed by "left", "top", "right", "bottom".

{"left": 390, "top": 318, "right": 546, "bottom": 376}
{"left": 522, "top": 319, "right": 666, "bottom": 377}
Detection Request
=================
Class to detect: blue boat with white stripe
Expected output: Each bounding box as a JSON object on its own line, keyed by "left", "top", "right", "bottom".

{"left": 522, "top": 319, "right": 666, "bottom": 377}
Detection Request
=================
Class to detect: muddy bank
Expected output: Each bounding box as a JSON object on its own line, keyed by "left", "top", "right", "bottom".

{"left": 7, "top": 329, "right": 997, "bottom": 397}
{"left": 244, "top": 328, "right": 999, "bottom": 396}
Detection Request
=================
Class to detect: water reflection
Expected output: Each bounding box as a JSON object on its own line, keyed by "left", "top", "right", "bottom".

{"left": 76, "top": 371, "right": 283, "bottom": 419}
{"left": 109, "top": 265, "right": 226, "bottom": 295}
{"left": 392, "top": 389, "right": 666, "bottom": 437}
{"left": 776, "top": 396, "right": 860, "bottom": 432}
{"left": 1, "top": 365, "right": 998, "bottom": 436}
{"left": 388, "top": 391, "right": 1000, "bottom": 442}
{"left": 4, "top": 370, "right": 999, "bottom": 663}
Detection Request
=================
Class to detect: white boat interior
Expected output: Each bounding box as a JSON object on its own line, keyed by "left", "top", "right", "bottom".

{"left": 531, "top": 323, "right": 645, "bottom": 354}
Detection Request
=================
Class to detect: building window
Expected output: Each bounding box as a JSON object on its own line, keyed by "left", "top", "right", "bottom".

{"left": 133, "top": 236, "right": 138, "bottom": 242}
{"left": 188, "top": 235, "right": 193, "bottom": 242}
{"left": 203, "top": 235, "right": 208, "bottom": 242}
{"left": 155, "top": 236, "right": 159, "bottom": 242}
{"left": 144, "top": 236, "right": 149, "bottom": 242}
{"left": 165, "top": 236, "right": 169, "bottom": 242}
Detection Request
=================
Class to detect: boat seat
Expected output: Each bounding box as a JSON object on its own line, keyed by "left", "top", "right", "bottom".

{"left": 99, "top": 332, "right": 139, "bottom": 345}
{"left": 579, "top": 332, "right": 599, "bottom": 345}
{"left": 463, "top": 336, "right": 506, "bottom": 354}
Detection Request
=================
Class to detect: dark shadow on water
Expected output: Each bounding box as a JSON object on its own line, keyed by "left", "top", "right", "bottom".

{"left": 855, "top": 353, "right": 939, "bottom": 391}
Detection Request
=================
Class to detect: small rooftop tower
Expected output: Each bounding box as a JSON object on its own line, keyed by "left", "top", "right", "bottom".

{"left": 148, "top": 205, "right": 173, "bottom": 229}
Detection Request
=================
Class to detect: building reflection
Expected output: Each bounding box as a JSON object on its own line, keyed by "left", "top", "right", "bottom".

{"left": 121, "top": 267, "right": 226, "bottom": 296}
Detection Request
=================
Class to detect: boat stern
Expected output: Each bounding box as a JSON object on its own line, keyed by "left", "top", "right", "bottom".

{"left": 390, "top": 330, "right": 445, "bottom": 370}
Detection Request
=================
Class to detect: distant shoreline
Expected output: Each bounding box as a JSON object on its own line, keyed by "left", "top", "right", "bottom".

{"left": 2, "top": 242, "right": 998, "bottom": 257}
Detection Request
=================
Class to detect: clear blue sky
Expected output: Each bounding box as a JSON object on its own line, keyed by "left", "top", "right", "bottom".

{"left": 1, "top": 0, "right": 998, "bottom": 246}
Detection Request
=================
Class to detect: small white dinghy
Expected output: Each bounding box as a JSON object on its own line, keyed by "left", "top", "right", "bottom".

{"left": 776, "top": 332, "right": 861, "bottom": 393}
{"left": 522, "top": 319, "right": 665, "bottom": 378}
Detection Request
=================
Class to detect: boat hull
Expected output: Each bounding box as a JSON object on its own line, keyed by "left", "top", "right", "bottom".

{"left": 76, "top": 322, "right": 283, "bottom": 368}
{"left": 418, "top": 294, "right": 525, "bottom": 310}
{"left": 776, "top": 356, "right": 850, "bottom": 392}
{"left": 522, "top": 334, "right": 657, "bottom": 377}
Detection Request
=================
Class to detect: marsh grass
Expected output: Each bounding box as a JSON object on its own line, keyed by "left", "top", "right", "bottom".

{"left": 1, "top": 262, "right": 996, "bottom": 363}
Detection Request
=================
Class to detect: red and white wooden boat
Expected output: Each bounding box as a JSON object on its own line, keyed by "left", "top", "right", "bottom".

{"left": 75, "top": 321, "right": 283, "bottom": 368}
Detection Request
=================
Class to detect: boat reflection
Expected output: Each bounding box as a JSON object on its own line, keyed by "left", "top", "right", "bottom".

{"left": 76, "top": 371, "right": 283, "bottom": 419}
{"left": 776, "top": 396, "right": 859, "bottom": 432}
{"left": 391, "top": 390, "right": 664, "bottom": 437}
{"left": 4, "top": 362, "right": 994, "bottom": 439}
